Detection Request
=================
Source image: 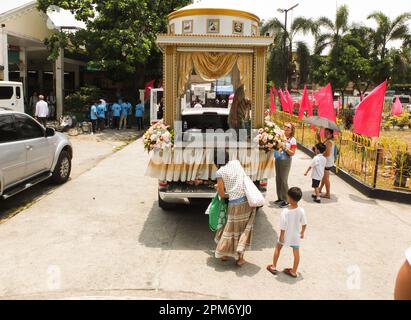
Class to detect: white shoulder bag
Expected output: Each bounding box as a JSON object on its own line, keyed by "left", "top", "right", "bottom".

{"left": 243, "top": 172, "right": 265, "bottom": 208}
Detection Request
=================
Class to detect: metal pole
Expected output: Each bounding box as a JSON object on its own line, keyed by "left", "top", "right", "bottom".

{"left": 373, "top": 148, "right": 381, "bottom": 189}
{"left": 284, "top": 11, "right": 288, "bottom": 87}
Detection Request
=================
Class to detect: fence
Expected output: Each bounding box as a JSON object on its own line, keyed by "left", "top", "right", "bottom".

{"left": 272, "top": 111, "right": 411, "bottom": 193}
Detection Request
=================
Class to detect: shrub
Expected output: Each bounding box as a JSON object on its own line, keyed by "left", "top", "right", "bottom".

{"left": 64, "top": 86, "right": 103, "bottom": 114}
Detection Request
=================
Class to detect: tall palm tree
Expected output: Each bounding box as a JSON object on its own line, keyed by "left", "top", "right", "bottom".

{"left": 367, "top": 12, "right": 411, "bottom": 60}
{"left": 313, "top": 5, "right": 350, "bottom": 55}
{"left": 261, "top": 16, "right": 315, "bottom": 87}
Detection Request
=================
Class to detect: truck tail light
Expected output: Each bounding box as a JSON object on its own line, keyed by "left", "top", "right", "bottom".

{"left": 159, "top": 181, "right": 168, "bottom": 187}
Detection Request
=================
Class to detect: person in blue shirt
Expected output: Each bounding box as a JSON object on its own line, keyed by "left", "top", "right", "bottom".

{"left": 96, "top": 100, "right": 106, "bottom": 132}
{"left": 112, "top": 99, "right": 123, "bottom": 130}
{"left": 120, "top": 99, "right": 130, "bottom": 130}
{"left": 127, "top": 100, "right": 133, "bottom": 129}
{"left": 90, "top": 102, "right": 98, "bottom": 135}
{"left": 135, "top": 99, "right": 144, "bottom": 131}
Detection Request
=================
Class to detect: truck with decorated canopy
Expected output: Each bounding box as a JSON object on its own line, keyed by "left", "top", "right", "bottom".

{"left": 144, "top": 1, "right": 284, "bottom": 209}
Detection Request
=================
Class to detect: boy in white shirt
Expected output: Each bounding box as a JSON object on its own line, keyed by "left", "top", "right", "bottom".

{"left": 267, "top": 187, "right": 307, "bottom": 278}
{"left": 304, "top": 143, "right": 327, "bottom": 203}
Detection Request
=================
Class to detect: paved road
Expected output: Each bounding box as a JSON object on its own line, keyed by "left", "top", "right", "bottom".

{"left": 0, "top": 138, "right": 410, "bottom": 299}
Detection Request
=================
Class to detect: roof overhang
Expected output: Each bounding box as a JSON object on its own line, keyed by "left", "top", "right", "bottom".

{"left": 156, "top": 34, "right": 272, "bottom": 51}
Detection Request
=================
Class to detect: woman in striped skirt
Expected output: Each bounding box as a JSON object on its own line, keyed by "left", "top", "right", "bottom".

{"left": 214, "top": 153, "right": 256, "bottom": 267}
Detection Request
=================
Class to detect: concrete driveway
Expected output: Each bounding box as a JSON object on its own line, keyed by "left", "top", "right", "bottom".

{"left": 0, "top": 138, "right": 410, "bottom": 300}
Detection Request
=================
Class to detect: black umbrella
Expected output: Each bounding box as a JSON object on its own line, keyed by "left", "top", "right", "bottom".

{"left": 303, "top": 116, "right": 340, "bottom": 132}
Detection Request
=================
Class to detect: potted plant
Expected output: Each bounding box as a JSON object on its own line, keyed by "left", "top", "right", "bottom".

{"left": 393, "top": 151, "right": 411, "bottom": 188}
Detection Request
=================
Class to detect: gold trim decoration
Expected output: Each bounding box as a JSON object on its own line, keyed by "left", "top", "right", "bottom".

{"left": 157, "top": 33, "right": 271, "bottom": 39}
{"left": 252, "top": 47, "right": 267, "bottom": 128}
{"left": 207, "top": 19, "right": 220, "bottom": 34}
{"left": 182, "top": 20, "right": 193, "bottom": 34}
{"left": 164, "top": 46, "right": 177, "bottom": 127}
{"left": 168, "top": 8, "right": 260, "bottom": 24}
{"left": 232, "top": 21, "right": 244, "bottom": 35}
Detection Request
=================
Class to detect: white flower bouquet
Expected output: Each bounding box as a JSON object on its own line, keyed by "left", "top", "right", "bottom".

{"left": 143, "top": 120, "right": 174, "bottom": 153}
{"left": 254, "top": 116, "right": 287, "bottom": 152}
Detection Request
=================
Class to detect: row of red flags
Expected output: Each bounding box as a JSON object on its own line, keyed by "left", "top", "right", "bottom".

{"left": 269, "top": 80, "right": 391, "bottom": 137}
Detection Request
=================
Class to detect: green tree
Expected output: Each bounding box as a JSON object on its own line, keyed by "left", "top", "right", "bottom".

{"left": 261, "top": 16, "right": 315, "bottom": 87}
{"left": 313, "top": 5, "right": 350, "bottom": 55}
{"left": 37, "top": 0, "right": 190, "bottom": 82}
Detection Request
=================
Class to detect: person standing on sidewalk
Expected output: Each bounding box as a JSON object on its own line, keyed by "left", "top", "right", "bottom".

{"left": 317, "top": 128, "right": 335, "bottom": 199}
{"left": 112, "top": 100, "right": 122, "bottom": 130}
{"left": 35, "top": 95, "right": 49, "bottom": 127}
{"left": 272, "top": 123, "right": 297, "bottom": 208}
{"left": 120, "top": 99, "right": 130, "bottom": 130}
{"left": 97, "top": 100, "right": 106, "bottom": 132}
{"left": 135, "top": 99, "right": 144, "bottom": 131}
{"left": 90, "top": 102, "right": 98, "bottom": 135}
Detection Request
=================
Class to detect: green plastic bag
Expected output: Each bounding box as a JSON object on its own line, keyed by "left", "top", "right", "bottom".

{"left": 208, "top": 194, "right": 227, "bottom": 232}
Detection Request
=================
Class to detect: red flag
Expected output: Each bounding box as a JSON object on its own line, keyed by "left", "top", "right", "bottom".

{"left": 298, "top": 85, "right": 312, "bottom": 119}
{"left": 353, "top": 80, "right": 387, "bottom": 137}
{"left": 273, "top": 87, "right": 279, "bottom": 98}
{"left": 314, "top": 83, "right": 336, "bottom": 122}
{"left": 392, "top": 96, "right": 403, "bottom": 116}
{"left": 286, "top": 89, "right": 295, "bottom": 114}
{"left": 270, "top": 87, "right": 276, "bottom": 113}
{"left": 279, "top": 89, "right": 290, "bottom": 113}
{"left": 144, "top": 80, "right": 155, "bottom": 100}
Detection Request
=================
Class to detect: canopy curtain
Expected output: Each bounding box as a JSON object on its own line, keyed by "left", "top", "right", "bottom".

{"left": 177, "top": 52, "right": 253, "bottom": 98}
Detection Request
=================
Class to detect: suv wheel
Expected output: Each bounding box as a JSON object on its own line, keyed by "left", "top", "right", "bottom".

{"left": 52, "top": 150, "right": 71, "bottom": 184}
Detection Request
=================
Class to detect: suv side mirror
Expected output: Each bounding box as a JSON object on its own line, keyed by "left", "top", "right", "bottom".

{"left": 45, "top": 127, "right": 55, "bottom": 137}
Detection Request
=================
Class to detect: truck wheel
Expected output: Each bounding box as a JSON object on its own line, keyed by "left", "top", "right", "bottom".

{"left": 158, "top": 192, "right": 176, "bottom": 211}
{"left": 52, "top": 150, "right": 71, "bottom": 184}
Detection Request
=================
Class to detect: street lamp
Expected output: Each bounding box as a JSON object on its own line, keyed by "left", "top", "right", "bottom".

{"left": 277, "top": 3, "right": 299, "bottom": 88}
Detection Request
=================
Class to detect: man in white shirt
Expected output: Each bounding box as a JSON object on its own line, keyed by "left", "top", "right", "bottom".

{"left": 35, "top": 95, "right": 49, "bottom": 127}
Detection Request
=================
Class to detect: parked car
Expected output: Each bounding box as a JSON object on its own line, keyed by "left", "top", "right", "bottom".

{"left": 0, "top": 81, "right": 24, "bottom": 113}
{"left": 397, "top": 95, "right": 411, "bottom": 112}
{"left": 0, "top": 108, "right": 73, "bottom": 199}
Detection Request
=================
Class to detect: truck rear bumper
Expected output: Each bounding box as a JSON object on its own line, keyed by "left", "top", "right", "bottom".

{"left": 159, "top": 191, "right": 215, "bottom": 200}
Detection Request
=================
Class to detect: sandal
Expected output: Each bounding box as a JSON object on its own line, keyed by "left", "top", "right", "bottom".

{"left": 283, "top": 268, "right": 298, "bottom": 278}
{"left": 236, "top": 259, "right": 247, "bottom": 267}
{"left": 266, "top": 265, "right": 278, "bottom": 275}
{"left": 320, "top": 194, "right": 331, "bottom": 199}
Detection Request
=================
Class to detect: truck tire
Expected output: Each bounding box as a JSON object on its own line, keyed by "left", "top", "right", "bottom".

{"left": 158, "top": 192, "right": 176, "bottom": 211}
{"left": 52, "top": 150, "right": 71, "bottom": 184}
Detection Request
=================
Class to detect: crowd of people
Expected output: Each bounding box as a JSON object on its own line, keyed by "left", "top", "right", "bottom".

{"left": 88, "top": 98, "right": 145, "bottom": 134}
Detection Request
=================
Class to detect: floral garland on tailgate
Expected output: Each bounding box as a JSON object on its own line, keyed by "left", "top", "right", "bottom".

{"left": 143, "top": 120, "right": 174, "bottom": 153}
{"left": 255, "top": 116, "right": 287, "bottom": 152}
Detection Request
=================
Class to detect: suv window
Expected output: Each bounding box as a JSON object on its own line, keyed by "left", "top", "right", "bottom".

{"left": 0, "top": 115, "right": 18, "bottom": 143}
{"left": 0, "top": 87, "right": 13, "bottom": 100}
{"left": 14, "top": 114, "right": 44, "bottom": 140}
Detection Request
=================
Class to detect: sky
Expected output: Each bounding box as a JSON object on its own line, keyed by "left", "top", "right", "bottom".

{"left": 244, "top": 0, "right": 411, "bottom": 49}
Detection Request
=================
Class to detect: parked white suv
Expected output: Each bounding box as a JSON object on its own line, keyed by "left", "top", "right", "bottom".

{"left": 0, "top": 108, "right": 73, "bottom": 199}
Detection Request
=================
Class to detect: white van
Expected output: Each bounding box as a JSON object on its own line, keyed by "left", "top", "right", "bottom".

{"left": 0, "top": 81, "right": 24, "bottom": 113}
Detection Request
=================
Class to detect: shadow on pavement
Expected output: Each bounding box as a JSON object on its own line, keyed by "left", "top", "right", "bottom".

{"left": 349, "top": 194, "right": 377, "bottom": 205}
{"left": 138, "top": 202, "right": 278, "bottom": 252}
{"left": 205, "top": 253, "right": 261, "bottom": 277}
{"left": 0, "top": 180, "right": 65, "bottom": 223}
{"left": 301, "top": 190, "right": 339, "bottom": 204}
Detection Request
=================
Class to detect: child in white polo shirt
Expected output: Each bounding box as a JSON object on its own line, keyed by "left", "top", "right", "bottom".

{"left": 267, "top": 187, "right": 307, "bottom": 278}
{"left": 304, "top": 143, "right": 327, "bottom": 203}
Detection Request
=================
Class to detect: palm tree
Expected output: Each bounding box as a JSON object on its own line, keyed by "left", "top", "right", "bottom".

{"left": 313, "top": 5, "right": 350, "bottom": 55}
{"left": 261, "top": 16, "right": 315, "bottom": 87}
{"left": 367, "top": 12, "right": 411, "bottom": 60}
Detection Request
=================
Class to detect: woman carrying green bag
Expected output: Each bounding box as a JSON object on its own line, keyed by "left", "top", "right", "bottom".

{"left": 213, "top": 151, "right": 257, "bottom": 267}
{"left": 208, "top": 194, "right": 227, "bottom": 232}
